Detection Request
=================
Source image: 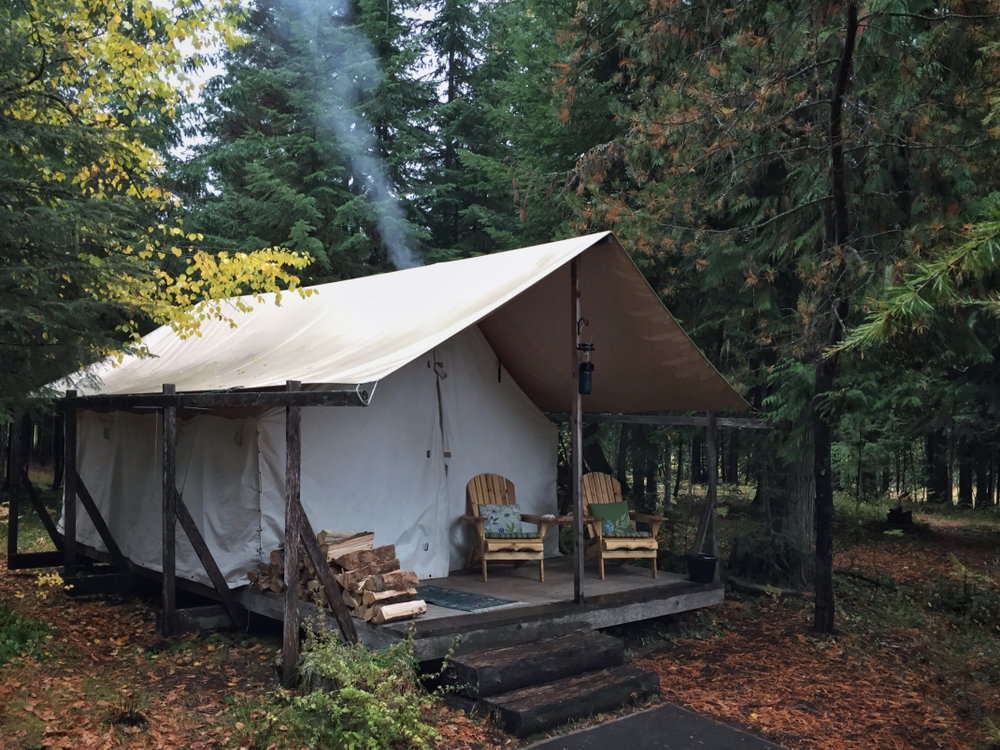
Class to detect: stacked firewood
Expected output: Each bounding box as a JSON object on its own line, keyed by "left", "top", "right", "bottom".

{"left": 247, "top": 531, "right": 426, "bottom": 624}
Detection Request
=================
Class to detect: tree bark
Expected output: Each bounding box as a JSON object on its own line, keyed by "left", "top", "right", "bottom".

{"left": 926, "top": 430, "right": 951, "bottom": 503}
{"left": 958, "top": 439, "right": 973, "bottom": 507}
{"left": 814, "top": 0, "right": 858, "bottom": 635}
{"left": 582, "top": 423, "right": 613, "bottom": 475}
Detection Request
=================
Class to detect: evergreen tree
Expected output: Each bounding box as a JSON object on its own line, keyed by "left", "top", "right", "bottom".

{"left": 179, "top": 0, "right": 433, "bottom": 280}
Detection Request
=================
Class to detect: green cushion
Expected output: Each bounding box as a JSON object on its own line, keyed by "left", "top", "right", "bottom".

{"left": 485, "top": 531, "right": 539, "bottom": 539}
{"left": 479, "top": 503, "right": 523, "bottom": 535}
{"left": 589, "top": 501, "right": 635, "bottom": 537}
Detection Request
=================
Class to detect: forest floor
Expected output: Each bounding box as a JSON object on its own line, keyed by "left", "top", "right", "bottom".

{"left": 2, "top": 472, "right": 1000, "bottom": 749}
{"left": 626, "top": 500, "right": 1000, "bottom": 750}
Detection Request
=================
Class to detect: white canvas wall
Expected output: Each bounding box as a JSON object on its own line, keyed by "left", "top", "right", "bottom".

{"left": 67, "top": 410, "right": 262, "bottom": 587}
{"left": 64, "top": 326, "right": 559, "bottom": 587}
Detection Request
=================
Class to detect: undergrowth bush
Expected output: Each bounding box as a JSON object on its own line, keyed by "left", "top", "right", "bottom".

{"left": 227, "top": 628, "right": 440, "bottom": 750}
{"left": 924, "top": 555, "right": 1000, "bottom": 628}
{"left": 0, "top": 605, "right": 51, "bottom": 664}
{"left": 727, "top": 530, "right": 809, "bottom": 585}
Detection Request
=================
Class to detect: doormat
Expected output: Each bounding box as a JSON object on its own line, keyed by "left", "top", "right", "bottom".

{"left": 415, "top": 585, "right": 519, "bottom": 613}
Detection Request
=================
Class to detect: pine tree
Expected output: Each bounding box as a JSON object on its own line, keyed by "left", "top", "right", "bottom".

{"left": 179, "top": 0, "right": 433, "bottom": 280}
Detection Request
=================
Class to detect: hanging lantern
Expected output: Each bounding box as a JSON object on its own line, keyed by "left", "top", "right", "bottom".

{"left": 578, "top": 342, "right": 595, "bottom": 395}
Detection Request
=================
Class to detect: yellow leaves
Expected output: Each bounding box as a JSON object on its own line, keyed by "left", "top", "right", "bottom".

{"left": 171, "top": 247, "right": 183, "bottom": 257}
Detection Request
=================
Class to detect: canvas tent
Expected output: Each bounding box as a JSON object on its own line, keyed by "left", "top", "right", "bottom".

{"left": 59, "top": 231, "right": 746, "bottom": 590}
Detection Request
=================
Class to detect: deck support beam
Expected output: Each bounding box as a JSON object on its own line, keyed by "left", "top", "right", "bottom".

{"left": 281, "top": 380, "right": 359, "bottom": 687}
{"left": 162, "top": 384, "right": 177, "bottom": 636}
{"left": 283, "top": 381, "right": 303, "bottom": 686}
{"left": 64, "top": 391, "right": 78, "bottom": 575}
{"left": 571, "top": 258, "right": 585, "bottom": 604}
{"left": 692, "top": 411, "right": 720, "bottom": 567}
{"left": 7, "top": 414, "right": 22, "bottom": 558}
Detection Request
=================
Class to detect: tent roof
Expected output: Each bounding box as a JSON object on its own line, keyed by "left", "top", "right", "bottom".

{"left": 69, "top": 232, "right": 747, "bottom": 413}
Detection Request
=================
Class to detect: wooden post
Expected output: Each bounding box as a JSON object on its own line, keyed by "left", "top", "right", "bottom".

{"left": 161, "top": 384, "right": 177, "bottom": 636}
{"left": 706, "top": 411, "right": 720, "bottom": 577}
{"left": 7, "top": 414, "right": 22, "bottom": 557}
{"left": 691, "top": 411, "right": 719, "bottom": 561}
{"left": 571, "top": 258, "right": 585, "bottom": 603}
{"left": 283, "top": 380, "right": 302, "bottom": 687}
{"left": 64, "top": 391, "right": 78, "bottom": 576}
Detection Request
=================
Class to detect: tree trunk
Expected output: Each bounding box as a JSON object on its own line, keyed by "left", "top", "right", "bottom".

{"left": 583, "top": 423, "right": 613, "bottom": 475}
{"left": 958, "top": 440, "right": 973, "bottom": 507}
{"left": 975, "top": 442, "right": 993, "bottom": 509}
{"left": 615, "top": 425, "right": 630, "bottom": 498}
{"left": 769, "top": 434, "right": 815, "bottom": 588}
{"left": 691, "top": 437, "right": 705, "bottom": 484}
{"left": 663, "top": 438, "right": 672, "bottom": 505}
{"left": 725, "top": 430, "right": 740, "bottom": 483}
{"left": 674, "top": 439, "right": 683, "bottom": 500}
{"left": 926, "top": 430, "right": 951, "bottom": 503}
{"left": 814, "top": 0, "right": 858, "bottom": 635}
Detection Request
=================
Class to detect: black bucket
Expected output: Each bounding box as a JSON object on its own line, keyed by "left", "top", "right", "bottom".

{"left": 686, "top": 553, "right": 718, "bottom": 584}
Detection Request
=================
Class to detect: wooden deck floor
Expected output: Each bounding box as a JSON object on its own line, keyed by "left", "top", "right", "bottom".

{"left": 240, "top": 556, "right": 723, "bottom": 660}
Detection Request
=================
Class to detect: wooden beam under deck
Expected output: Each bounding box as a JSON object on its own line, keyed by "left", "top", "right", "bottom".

{"left": 240, "top": 565, "right": 723, "bottom": 662}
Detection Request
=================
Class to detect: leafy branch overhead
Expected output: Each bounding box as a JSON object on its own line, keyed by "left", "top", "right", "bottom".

{"left": 0, "top": 0, "right": 312, "bottom": 414}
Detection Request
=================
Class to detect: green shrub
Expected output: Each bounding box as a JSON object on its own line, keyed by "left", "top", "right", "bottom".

{"left": 727, "top": 530, "right": 809, "bottom": 585}
{"left": 0, "top": 605, "right": 52, "bottom": 665}
{"left": 223, "top": 630, "right": 443, "bottom": 750}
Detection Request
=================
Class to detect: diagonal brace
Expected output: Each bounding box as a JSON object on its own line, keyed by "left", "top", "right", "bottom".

{"left": 174, "top": 488, "right": 247, "bottom": 629}
{"left": 73, "top": 469, "right": 129, "bottom": 573}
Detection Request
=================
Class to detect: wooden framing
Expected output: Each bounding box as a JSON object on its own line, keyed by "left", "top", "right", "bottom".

{"left": 64, "top": 392, "right": 77, "bottom": 574}
{"left": 546, "top": 412, "right": 779, "bottom": 430}
{"left": 281, "top": 380, "right": 358, "bottom": 686}
{"left": 570, "top": 257, "right": 585, "bottom": 603}
{"left": 162, "top": 384, "right": 178, "bottom": 636}
{"left": 5, "top": 412, "right": 66, "bottom": 566}
{"left": 691, "top": 411, "right": 721, "bottom": 570}
{"left": 65, "top": 388, "right": 369, "bottom": 411}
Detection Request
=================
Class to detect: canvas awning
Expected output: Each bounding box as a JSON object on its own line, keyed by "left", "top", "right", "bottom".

{"left": 67, "top": 232, "right": 747, "bottom": 413}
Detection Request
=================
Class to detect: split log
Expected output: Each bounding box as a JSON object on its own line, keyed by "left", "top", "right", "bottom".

{"left": 341, "top": 590, "right": 360, "bottom": 609}
{"left": 363, "top": 570, "right": 419, "bottom": 593}
{"left": 269, "top": 549, "right": 284, "bottom": 575}
{"left": 362, "top": 587, "right": 417, "bottom": 607}
{"left": 335, "top": 545, "right": 396, "bottom": 570}
{"left": 371, "top": 600, "right": 426, "bottom": 624}
{"left": 336, "top": 558, "right": 401, "bottom": 591}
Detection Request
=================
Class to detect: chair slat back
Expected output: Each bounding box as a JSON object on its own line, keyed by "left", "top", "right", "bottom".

{"left": 582, "top": 472, "right": 624, "bottom": 513}
{"left": 468, "top": 473, "right": 516, "bottom": 517}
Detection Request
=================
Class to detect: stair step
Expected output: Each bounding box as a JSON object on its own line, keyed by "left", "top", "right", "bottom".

{"left": 480, "top": 664, "right": 660, "bottom": 738}
{"left": 447, "top": 631, "right": 624, "bottom": 698}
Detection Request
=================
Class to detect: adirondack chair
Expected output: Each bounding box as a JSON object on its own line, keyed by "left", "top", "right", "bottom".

{"left": 463, "top": 473, "right": 549, "bottom": 582}
{"left": 582, "top": 472, "right": 666, "bottom": 579}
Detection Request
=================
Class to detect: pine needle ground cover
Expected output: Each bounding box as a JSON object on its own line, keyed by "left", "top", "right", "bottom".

{"left": 637, "top": 513, "right": 1000, "bottom": 750}
{"left": 0, "top": 559, "right": 509, "bottom": 749}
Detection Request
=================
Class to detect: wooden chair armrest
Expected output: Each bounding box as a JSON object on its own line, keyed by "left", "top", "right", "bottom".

{"left": 461, "top": 514, "right": 479, "bottom": 523}
{"left": 629, "top": 512, "right": 663, "bottom": 537}
{"left": 519, "top": 513, "right": 546, "bottom": 524}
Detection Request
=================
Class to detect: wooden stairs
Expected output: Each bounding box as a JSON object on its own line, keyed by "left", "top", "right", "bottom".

{"left": 442, "top": 630, "right": 659, "bottom": 738}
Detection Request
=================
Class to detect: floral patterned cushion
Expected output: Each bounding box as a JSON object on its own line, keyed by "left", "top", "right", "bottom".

{"left": 479, "top": 503, "right": 524, "bottom": 535}
{"left": 485, "top": 531, "right": 538, "bottom": 539}
{"left": 589, "top": 501, "right": 635, "bottom": 537}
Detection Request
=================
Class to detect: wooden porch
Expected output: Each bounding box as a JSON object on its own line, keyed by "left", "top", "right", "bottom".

{"left": 238, "top": 556, "right": 723, "bottom": 661}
